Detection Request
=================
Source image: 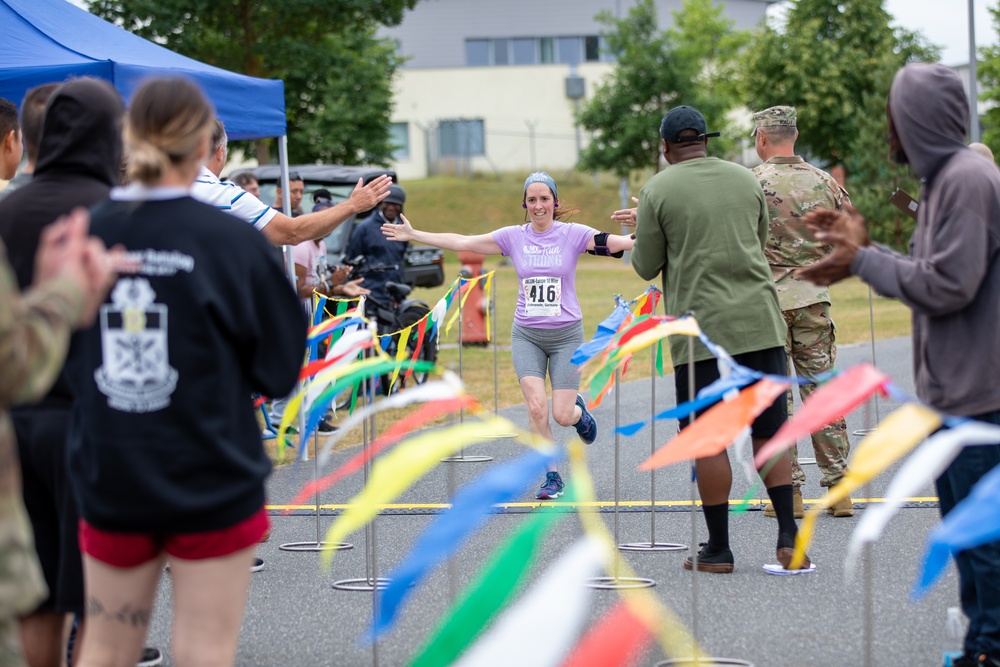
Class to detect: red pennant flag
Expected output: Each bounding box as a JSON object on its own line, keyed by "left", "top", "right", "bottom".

{"left": 754, "top": 363, "right": 888, "bottom": 468}
{"left": 559, "top": 601, "right": 653, "bottom": 667}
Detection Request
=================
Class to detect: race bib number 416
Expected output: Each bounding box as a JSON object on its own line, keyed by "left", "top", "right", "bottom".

{"left": 522, "top": 276, "right": 562, "bottom": 317}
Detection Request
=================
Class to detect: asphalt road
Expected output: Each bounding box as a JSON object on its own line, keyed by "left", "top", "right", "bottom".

{"left": 145, "top": 335, "right": 963, "bottom": 667}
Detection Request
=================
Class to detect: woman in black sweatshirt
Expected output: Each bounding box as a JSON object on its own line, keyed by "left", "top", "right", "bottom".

{"left": 63, "top": 77, "right": 306, "bottom": 666}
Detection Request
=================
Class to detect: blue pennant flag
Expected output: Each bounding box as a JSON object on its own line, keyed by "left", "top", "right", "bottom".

{"left": 367, "top": 447, "right": 561, "bottom": 641}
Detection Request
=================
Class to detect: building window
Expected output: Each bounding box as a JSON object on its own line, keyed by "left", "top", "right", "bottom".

{"left": 466, "top": 39, "right": 489, "bottom": 66}
{"left": 493, "top": 39, "right": 509, "bottom": 65}
{"left": 557, "top": 37, "right": 581, "bottom": 65}
{"left": 540, "top": 37, "right": 554, "bottom": 64}
{"left": 467, "top": 35, "right": 610, "bottom": 67}
{"left": 512, "top": 38, "right": 535, "bottom": 65}
{"left": 390, "top": 122, "right": 409, "bottom": 160}
{"left": 439, "top": 119, "right": 485, "bottom": 157}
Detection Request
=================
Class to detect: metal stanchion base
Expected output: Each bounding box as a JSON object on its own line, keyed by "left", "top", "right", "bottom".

{"left": 584, "top": 576, "right": 656, "bottom": 590}
{"left": 798, "top": 457, "right": 817, "bottom": 465}
{"left": 279, "top": 541, "right": 353, "bottom": 553}
{"left": 852, "top": 428, "right": 877, "bottom": 436}
{"left": 619, "top": 541, "right": 687, "bottom": 553}
{"left": 476, "top": 431, "right": 518, "bottom": 440}
{"left": 656, "top": 659, "right": 753, "bottom": 666}
{"left": 440, "top": 454, "right": 494, "bottom": 462}
{"left": 332, "top": 577, "right": 392, "bottom": 592}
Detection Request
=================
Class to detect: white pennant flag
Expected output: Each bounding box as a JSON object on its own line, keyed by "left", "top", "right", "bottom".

{"left": 451, "top": 535, "right": 610, "bottom": 667}
{"left": 846, "top": 420, "right": 1000, "bottom": 574}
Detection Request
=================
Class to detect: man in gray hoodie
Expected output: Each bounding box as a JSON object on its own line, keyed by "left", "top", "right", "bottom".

{"left": 802, "top": 62, "right": 1000, "bottom": 667}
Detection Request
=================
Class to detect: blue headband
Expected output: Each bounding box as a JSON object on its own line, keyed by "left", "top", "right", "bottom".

{"left": 523, "top": 171, "right": 558, "bottom": 200}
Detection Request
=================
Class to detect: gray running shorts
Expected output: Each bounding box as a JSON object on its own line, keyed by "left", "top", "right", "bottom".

{"left": 510, "top": 321, "right": 584, "bottom": 390}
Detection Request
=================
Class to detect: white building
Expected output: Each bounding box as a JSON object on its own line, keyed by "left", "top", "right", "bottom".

{"left": 380, "top": 0, "right": 778, "bottom": 180}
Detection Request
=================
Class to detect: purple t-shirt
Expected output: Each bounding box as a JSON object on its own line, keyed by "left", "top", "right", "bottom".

{"left": 491, "top": 222, "right": 596, "bottom": 329}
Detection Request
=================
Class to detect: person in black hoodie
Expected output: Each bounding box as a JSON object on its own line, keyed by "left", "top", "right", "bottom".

{"left": 63, "top": 77, "right": 306, "bottom": 666}
{"left": 0, "top": 78, "right": 139, "bottom": 667}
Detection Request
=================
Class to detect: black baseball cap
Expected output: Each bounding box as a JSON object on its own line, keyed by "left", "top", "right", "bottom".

{"left": 660, "top": 105, "right": 720, "bottom": 143}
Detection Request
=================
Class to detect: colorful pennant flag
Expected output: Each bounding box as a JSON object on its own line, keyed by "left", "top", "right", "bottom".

{"left": 848, "top": 420, "right": 1000, "bottom": 571}
{"left": 638, "top": 378, "right": 790, "bottom": 471}
{"left": 572, "top": 296, "right": 630, "bottom": 366}
{"left": 913, "top": 462, "right": 1000, "bottom": 599}
{"left": 754, "top": 363, "right": 888, "bottom": 469}
{"left": 558, "top": 601, "right": 654, "bottom": 667}
{"left": 789, "top": 403, "right": 942, "bottom": 569}
{"left": 321, "top": 416, "right": 527, "bottom": 565}
{"left": 406, "top": 501, "right": 571, "bottom": 667}
{"left": 566, "top": 441, "right": 705, "bottom": 663}
{"left": 616, "top": 366, "right": 759, "bottom": 436}
{"left": 449, "top": 535, "right": 610, "bottom": 667}
{"left": 371, "top": 447, "right": 561, "bottom": 640}
{"left": 288, "top": 395, "right": 478, "bottom": 507}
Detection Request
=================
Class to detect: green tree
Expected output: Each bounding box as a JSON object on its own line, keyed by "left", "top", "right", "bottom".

{"left": 576, "top": 0, "right": 748, "bottom": 176}
{"left": 88, "top": 0, "right": 416, "bottom": 165}
{"left": 742, "top": 0, "right": 937, "bottom": 247}
{"left": 978, "top": 4, "right": 1000, "bottom": 154}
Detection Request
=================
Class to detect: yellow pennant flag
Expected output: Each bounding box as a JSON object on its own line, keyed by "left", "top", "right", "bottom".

{"left": 790, "top": 403, "right": 942, "bottom": 569}
{"left": 322, "top": 416, "right": 526, "bottom": 566}
{"left": 390, "top": 325, "right": 413, "bottom": 392}
{"left": 584, "top": 318, "right": 702, "bottom": 387}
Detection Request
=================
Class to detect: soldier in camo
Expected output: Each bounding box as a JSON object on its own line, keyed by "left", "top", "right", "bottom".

{"left": 751, "top": 105, "right": 854, "bottom": 518}
{"left": 0, "top": 205, "right": 118, "bottom": 664}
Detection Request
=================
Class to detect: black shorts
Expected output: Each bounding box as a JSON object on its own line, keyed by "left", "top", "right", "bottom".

{"left": 13, "top": 407, "right": 84, "bottom": 615}
{"left": 673, "top": 346, "right": 788, "bottom": 439}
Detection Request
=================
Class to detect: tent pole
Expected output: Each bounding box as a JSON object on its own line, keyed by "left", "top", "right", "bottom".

{"left": 277, "top": 135, "right": 295, "bottom": 287}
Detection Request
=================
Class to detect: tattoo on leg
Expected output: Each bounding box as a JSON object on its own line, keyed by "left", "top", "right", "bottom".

{"left": 86, "top": 596, "right": 151, "bottom": 628}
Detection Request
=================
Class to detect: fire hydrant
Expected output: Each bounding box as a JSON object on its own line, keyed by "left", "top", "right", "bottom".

{"left": 457, "top": 251, "right": 489, "bottom": 344}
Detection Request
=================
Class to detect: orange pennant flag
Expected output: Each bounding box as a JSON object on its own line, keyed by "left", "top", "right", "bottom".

{"left": 638, "top": 378, "right": 790, "bottom": 471}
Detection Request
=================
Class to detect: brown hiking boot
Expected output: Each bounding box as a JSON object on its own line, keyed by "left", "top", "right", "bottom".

{"left": 763, "top": 487, "right": 804, "bottom": 519}
{"left": 826, "top": 495, "right": 854, "bottom": 517}
{"left": 776, "top": 533, "right": 811, "bottom": 571}
{"left": 683, "top": 543, "right": 735, "bottom": 574}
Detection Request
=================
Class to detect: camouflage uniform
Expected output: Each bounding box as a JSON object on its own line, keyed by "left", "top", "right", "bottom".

{"left": 752, "top": 106, "right": 851, "bottom": 489}
{"left": 0, "top": 239, "right": 83, "bottom": 665}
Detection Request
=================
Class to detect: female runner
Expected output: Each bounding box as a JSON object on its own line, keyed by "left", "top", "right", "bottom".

{"left": 382, "top": 172, "right": 634, "bottom": 498}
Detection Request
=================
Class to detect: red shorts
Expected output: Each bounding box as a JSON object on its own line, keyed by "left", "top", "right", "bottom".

{"left": 79, "top": 508, "right": 269, "bottom": 568}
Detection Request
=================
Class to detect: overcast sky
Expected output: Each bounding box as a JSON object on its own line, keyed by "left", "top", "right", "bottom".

{"left": 767, "top": 0, "right": 999, "bottom": 66}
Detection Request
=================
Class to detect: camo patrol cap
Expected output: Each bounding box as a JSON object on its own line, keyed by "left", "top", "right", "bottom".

{"left": 751, "top": 105, "right": 797, "bottom": 137}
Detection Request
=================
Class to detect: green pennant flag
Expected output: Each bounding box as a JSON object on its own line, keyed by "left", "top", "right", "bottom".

{"left": 406, "top": 491, "right": 574, "bottom": 667}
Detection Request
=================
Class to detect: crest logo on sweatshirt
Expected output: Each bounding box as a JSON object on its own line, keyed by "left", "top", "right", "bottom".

{"left": 94, "top": 277, "right": 178, "bottom": 413}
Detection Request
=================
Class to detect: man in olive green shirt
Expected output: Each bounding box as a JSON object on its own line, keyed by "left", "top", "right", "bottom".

{"left": 631, "top": 105, "right": 809, "bottom": 573}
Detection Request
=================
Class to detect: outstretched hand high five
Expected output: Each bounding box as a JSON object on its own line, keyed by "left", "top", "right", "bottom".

{"left": 381, "top": 214, "right": 416, "bottom": 243}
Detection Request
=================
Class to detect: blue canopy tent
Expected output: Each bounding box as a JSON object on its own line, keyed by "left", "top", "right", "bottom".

{"left": 0, "top": 0, "right": 285, "bottom": 140}
{"left": 0, "top": 0, "right": 300, "bottom": 284}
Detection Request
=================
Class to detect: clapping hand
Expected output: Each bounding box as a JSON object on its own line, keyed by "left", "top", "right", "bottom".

{"left": 611, "top": 196, "right": 639, "bottom": 227}
{"left": 797, "top": 206, "right": 870, "bottom": 287}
